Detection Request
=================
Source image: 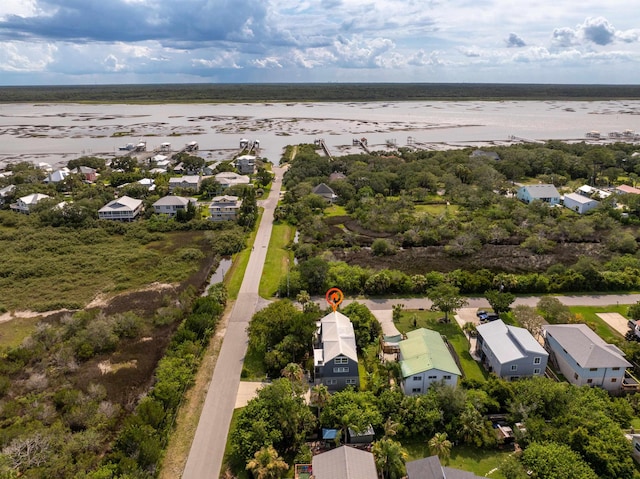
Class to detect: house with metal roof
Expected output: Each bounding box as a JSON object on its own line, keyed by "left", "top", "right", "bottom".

{"left": 406, "top": 455, "right": 483, "bottom": 479}
{"left": 563, "top": 192, "right": 599, "bottom": 214}
{"left": 544, "top": 324, "right": 631, "bottom": 392}
{"left": 311, "top": 445, "right": 377, "bottom": 479}
{"left": 516, "top": 184, "right": 560, "bottom": 205}
{"left": 313, "top": 310, "right": 360, "bottom": 392}
{"left": 215, "top": 172, "right": 251, "bottom": 190}
{"left": 235, "top": 154, "right": 256, "bottom": 174}
{"left": 475, "top": 320, "right": 548, "bottom": 380}
{"left": 152, "top": 195, "right": 196, "bottom": 217}
{"left": 616, "top": 184, "right": 640, "bottom": 195}
{"left": 11, "top": 193, "right": 51, "bottom": 214}
{"left": 98, "top": 196, "right": 143, "bottom": 221}
{"left": 43, "top": 168, "right": 70, "bottom": 184}
{"left": 399, "top": 328, "right": 461, "bottom": 395}
{"left": 209, "top": 195, "right": 242, "bottom": 222}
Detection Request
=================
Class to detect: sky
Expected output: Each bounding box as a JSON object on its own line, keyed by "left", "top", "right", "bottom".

{"left": 0, "top": 0, "right": 639, "bottom": 85}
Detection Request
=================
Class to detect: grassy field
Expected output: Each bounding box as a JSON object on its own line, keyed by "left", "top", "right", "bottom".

{"left": 415, "top": 204, "right": 459, "bottom": 215}
{"left": 0, "top": 316, "right": 41, "bottom": 349}
{"left": 567, "top": 304, "right": 628, "bottom": 343}
{"left": 259, "top": 222, "right": 295, "bottom": 298}
{"left": 0, "top": 216, "right": 208, "bottom": 311}
{"left": 403, "top": 440, "right": 510, "bottom": 479}
{"left": 325, "top": 204, "right": 348, "bottom": 217}
{"left": 396, "top": 310, "right": 487, "bottom": 382}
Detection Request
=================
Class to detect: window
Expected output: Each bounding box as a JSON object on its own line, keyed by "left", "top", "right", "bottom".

{"left": 333, "top": 367, "right": 349, "bottom": 373}
{"left": 589, "top": 367, "right": 598, "bottom": 371}
{"left": 428, "top": 375, "right": 437, "bottom": 379}
{"left": 635, "top": 442, "right": 640, "bottom": 453}
{"left": 334, "top": 357, "right": 348, "bottom": 365}
{"left": 326, "top": 379, "right": 337, "bottom": 385}
{"left": 587, "top": 379, "right": 593, "bottom": 384}
{"left": 511, "top": 365, "right": 518, "bottom": 371}
{"left": 443, "top": 375, "right": 452, "bottom": 380}
{"left": 612, "top": 367, "right": 621, "bottom": 371}
{"left": 534, "top": 357, "right": 541, "bottom": 365}
{"left": 574, "top": 373, "right": 579, "bottom": 380}
{"left": 611, "top": 378, "right": 617, "bottom": 383}
{"left": 413, "top": 376, "right": 422, "bottom": 381}
{"left": 533, "top": 368, "right": 541, "bottom": 375}
{"left": 412, "top": 388, "right": 421, "bottom": 393}
{"left": 346, "top": 379, "right": 357, "bottom": 385}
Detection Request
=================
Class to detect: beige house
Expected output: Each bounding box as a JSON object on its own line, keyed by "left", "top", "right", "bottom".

{"left": 168, "top": 175, "right": 201, "bottom": 193}
{"left": 98, "top": 196, "right": 143, "bottom": 221}
{"left": 209, "top": 195, "right": 242, "bottom": 221}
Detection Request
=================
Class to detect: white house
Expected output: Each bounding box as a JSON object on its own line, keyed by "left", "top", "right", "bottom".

{"left": 11, "top": 193, "right": 51, "bottom": 214}
{"left": 98, "top": 196, "right": 143, "bottom": 221}
{"left": 43, "top": 168, "right": 70, "bottom": 184}
{"left": 153, "top": 196, "right": 197, "bottom": 217}
{"left": 563, "top": 192, "right": 599, "bottom": 214}
{"left": 209, "top": 195, "right": 242, "bottom": 222}
{"left": 399, "top": 328, "right": 461, "bottom": 395}
{"left": 0, "top": 185, "right": 15, "bottom": 205}
{"left": 544, "top": 324, "right": 631, "bottom": 392}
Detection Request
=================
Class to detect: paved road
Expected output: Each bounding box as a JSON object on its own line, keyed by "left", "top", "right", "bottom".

{"left": 338, "top": 293, "right": 640, "bottom": 311}
{"left": 182, "top": 166, "right": 285, "bottom": 479}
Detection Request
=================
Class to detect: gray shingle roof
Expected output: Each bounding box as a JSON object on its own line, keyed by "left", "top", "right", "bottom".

{"left": 311, "top": 446, "right": 377, "bottom": 479}
{"left": 544, "top": 324, "right": 630, "bottom": 368}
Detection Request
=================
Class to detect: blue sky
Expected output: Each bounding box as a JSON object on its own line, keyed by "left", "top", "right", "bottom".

{"left": 0, "top": 0, "right": 639, "bottom": 85}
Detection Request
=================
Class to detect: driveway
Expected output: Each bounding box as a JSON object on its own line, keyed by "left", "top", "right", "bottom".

{"left": 597, "top": 313, "right": 630, "bottom": 336}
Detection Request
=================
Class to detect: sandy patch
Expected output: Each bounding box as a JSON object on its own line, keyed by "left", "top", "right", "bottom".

{"left": 86, "top": 282, "right": 176, "bottom": 309}
{"left": 98, "top": 359, "right": 138, "bottom": 375}
{"left": 596, "top": 312, "right": 630, "bottom": 336}
{"left": 0, "top": 309, "right": 69, "bottom": 324}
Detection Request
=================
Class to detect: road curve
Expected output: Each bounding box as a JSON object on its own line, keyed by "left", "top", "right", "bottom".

{"left": 182, "top": 166, "right": 285, "bottom": 479}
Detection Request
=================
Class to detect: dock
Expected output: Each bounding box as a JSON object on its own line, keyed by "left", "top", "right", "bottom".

{"left": 314, "top": 138, "right": 333, "bottom": 160}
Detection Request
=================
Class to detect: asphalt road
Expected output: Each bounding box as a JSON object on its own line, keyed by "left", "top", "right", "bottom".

{"left": 182, "top": 166, "right": 285, "bottom": 479}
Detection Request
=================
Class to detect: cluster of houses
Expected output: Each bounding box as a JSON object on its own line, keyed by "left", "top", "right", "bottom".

{"left": 4, "top": 163, "right": 252, "bottom": 222}
{"left": 516, "top": 182, "right": 640, "bottom": 214}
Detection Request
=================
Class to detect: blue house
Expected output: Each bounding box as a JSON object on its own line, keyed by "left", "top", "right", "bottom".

{"left": 475, "top": 320, "right": 548, "bottom": 380}
{"left": 544, "top": 324, "right": 631, "bottom": 393}
{"left": 516, "top": 184, "right": 560, "bottom": 205}
{"left": 313, "top": 310, "right": 360, "bottom": 392}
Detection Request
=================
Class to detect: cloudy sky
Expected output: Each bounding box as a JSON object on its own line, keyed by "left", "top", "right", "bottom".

{"left": 0, "top": 0, "right": 639, "bottom": 85}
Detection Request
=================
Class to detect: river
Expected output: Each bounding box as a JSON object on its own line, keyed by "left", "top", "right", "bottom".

{"left": 1, "top": 100, "right": 639, "bottom": 168}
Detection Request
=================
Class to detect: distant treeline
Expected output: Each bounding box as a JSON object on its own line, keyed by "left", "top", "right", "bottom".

{"left": 2, "top": 83, "right": 640, "bottom": 103}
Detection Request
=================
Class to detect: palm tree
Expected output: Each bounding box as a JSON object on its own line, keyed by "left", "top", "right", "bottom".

{"left": 281, "top": 362, "right": 305, "bottom": 395}
{"left": 428, "top": 432, "right": 452, "bottom": 464}
{"left": 460, "top": 404, "right": 487, "bottom": 446}
{"left": 383, "top": 417, "right": 400, "bottom": 438}
{"left": 372, "top": 438, "right": 408, "bottom": 479}
{"left": 309, "top": 384, "right": 330, "bottom": 420}
{"left": 246, "top": 445, "right": 289, "bottom": 479}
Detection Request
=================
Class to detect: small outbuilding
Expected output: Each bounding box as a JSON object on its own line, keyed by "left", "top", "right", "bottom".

{"left": 563, "top": 192, "right": 599, "bottom": 214}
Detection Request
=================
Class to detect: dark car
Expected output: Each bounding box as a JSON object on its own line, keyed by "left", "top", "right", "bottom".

{"left": 476, "top": 310, "right": 488, "bottom": 321}
{"left": 486, "top": 313, "right": 500, "bottom": 321}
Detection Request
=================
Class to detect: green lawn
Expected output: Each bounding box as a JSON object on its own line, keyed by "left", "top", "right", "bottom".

{"left": 567, "top": 305, "right": 628, "bottom": 343}
{"left": 397, "top": 310, "right": 487, "bottom": 382}
{"left": 227, "top": 210, "right": 263, "bottom": 300}
{"left": 0, "top": 316, "right": 41, "bottom": 349}
{"left": 259, "top": 222, "right": 295, "bottom": 298}
{"left": 403, "top": 440, "right": 510, "bottom": 479}
{"left": 415, "top": 204, "right": 459, "bottom": 215}
{"left": 325, "top": 204, "right": 347, "bottom": 217}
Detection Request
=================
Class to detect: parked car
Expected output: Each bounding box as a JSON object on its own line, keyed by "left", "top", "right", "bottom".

{"left": 486, "top": 313, "right": 500, "bottom": 322}
{"left": 476, "top": 310, "right": 488, "bottom": 321}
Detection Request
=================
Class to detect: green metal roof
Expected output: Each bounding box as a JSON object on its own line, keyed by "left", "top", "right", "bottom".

{"left": 399, "top": 328, "right": 461, "bottom": 378}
